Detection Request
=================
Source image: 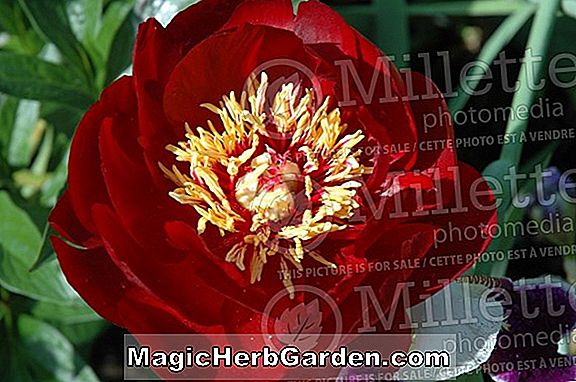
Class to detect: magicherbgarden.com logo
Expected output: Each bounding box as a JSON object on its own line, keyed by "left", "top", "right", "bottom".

{"left": 124, "top": 338, "right": 453, "bottom": 380}
{"left": 123, "top": 276, "right": 576, "bottom": 380}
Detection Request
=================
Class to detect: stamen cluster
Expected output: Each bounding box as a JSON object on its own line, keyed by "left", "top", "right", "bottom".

{"left": 161, "top": 73, "right": 372, "bottom": 295}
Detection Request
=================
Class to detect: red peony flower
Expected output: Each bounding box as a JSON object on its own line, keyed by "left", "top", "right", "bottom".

{"left": 50, "top": 0, "right": 496, "bottom": 338}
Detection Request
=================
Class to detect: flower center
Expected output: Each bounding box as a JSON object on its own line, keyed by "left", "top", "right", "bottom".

{"left": 161, "top": 73, "right": 372, "bottom": 295}
{"left": 235, "top": 154, "right": 301, "bottom": 223}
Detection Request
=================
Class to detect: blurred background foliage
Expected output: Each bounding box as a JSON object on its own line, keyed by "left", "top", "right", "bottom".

{"left": 0, "top": 0, "right": 574, "bottom": 381}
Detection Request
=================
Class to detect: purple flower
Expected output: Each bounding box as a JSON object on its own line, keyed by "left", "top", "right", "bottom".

{"left": 527, "top": 166, "right": 575, "bottom": 217}
{"left": 486, "top": 276, "right": 576, "bottom": 382}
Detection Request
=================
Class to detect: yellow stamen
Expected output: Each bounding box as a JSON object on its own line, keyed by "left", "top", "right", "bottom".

{"left": 161, "top": 72, "right": 372, "bottom": 292}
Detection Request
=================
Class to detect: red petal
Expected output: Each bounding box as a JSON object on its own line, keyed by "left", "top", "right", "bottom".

{"left": 52, "top": 236, "right": 209, "bottom": 333}
{"left": 133, "top": 0, "right": 244, "bottom": 184}
{"left": 222, "top": 0, "right": 294, "bottom": 30}
{"left": 408, "top": 72, "right": 456, "bottom": 171}
{"left": 224, "top": 0, "right": 419, "bottom": 167}
{"left": 66, "top": 77, "right": 134, "bottom": 232}
{"left": 97, "top": 98, "right": 199, "bottom": 258}
{"left": 163, "top": 23, "right": 328, "bottom": 128}
{"left": 407, "top": 164, "right": 497, "bottom": 298}
{"left": 49, "top": 191, "right": 97, "bottom": 248}
{"left": 365, "top": 162, "right": 497, "bottom": 303}
{"left": 90, "top": 203, "right": 234, "bottom": 329}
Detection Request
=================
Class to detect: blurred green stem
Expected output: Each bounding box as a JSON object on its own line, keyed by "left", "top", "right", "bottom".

{"left": 374, "top": 0, "right": 410, "bottom": 60}
{"left": 408, "top": 0, "right": 525, "bottom": 17}
{"left": 1, "top": 288, "right": 9, "bottom": 302}
{"left": 12, "top": 3, "right": 37, "bottom": 55}
{"left": 500, "top": 0, "right": 562, "bottom": 166}
{"left": 449, "top": 4, "right": 536, "bottom": 113}
{"left": 0, "top": 288, "right": 12, "bottom": 332}
{"left": 338, "top": 0, "right": 526, "bottom": 17}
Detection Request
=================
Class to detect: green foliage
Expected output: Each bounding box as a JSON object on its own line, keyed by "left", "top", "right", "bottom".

{"left": 474, "top": 144, "right": 558, "bottom": 276}
{"left": 408, "top": 0, "right": 525, "bottom": 17}
{"left": 0, "top": 1, "right": 138, "bottom": 379}
{"left": 454, "top": 372, "right": 484, "bottom": 382}
{"left": 0, "top": 53, "right": 94, "bottom": 109}
{"left": 18, "top": 0, "right": 96, "bottom": 82}
{"left": 562, "top": 0, "right": 576, "bottom": 19}
{"left": 500, "top": 0, "right": 562, "bottom": 165}
{"left": 0, "top": 1, "right": 204, "bottom": 380}
{"left": 449, "top": 4, "right": 536, "bottom": 113}
{"left": 0, "top": 192, "right": 78, "bottom": 303}
{"left": 473, "top": 0, "right": 564, "bottom": 276}
{"left": 6, "top": 315, "right": 100, "bottom": 381}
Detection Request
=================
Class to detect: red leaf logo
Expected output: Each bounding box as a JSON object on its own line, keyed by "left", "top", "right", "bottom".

{"left": 274, "top": 299, "right": 323, "bottom": 351}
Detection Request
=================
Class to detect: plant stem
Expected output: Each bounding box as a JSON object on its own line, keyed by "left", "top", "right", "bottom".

{"left": 374, "top": 0, "right": 410, "bottom": 61}
{"left": 336, "top": 1, "right": 525, "bottom": 18}
{"left": 449, "top": 4, "right": 536, "bottom": 113}
{"left": 408, "top": 0, "right": 525, "bottom": 17}
{"left": 499, "top": 0, "right": 562, "bottom": 166}
{"left": 0, "top": 288, "right": 12, "bottom": 332}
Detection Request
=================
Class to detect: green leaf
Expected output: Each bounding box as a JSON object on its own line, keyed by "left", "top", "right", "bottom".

{"left": 336, "top": 0, "right": 409, "bottom": 64}
{"left": 14, "top": 124, "right": 54, "bottom": 199}
{"left": 0, "top": 96, "right": 19, "bottom": 159}
{"left": 16, "top": 315, "right": 100, "bottom": 382}
{"left": 18, "top": 125, "right": 54, "bottom": 198}
{"left": 0, "top": 191, "right": 41, "bottom": 260}
{"left": 476, "top": 0, "right": 564, "bottom": 276}
{"left": 0, "top": 52, "right": 94, "bottom": 108}
{"left": 483, "top": 159, "right": 517, "bottom": 213}
{"left": 7, "top": 100, "right": 41, "bottom": 168}
{"left": 31, "top": 300, "right": 101, "bottom": 325}
{"left": 563, "top": 0, "right": 576, "bottom": 19}
{"left": 0, "top": 243, "right": 80, "bottom": 304}
{"left": 54, "top": 320, "right": 108, "bottom": 347}
{"left": 0, "top": 324, "right": 16, "bottom": 382}
{"left": 500, "top": 0, "right": 562, "bottom": 166}
{"left": 519, "top": 142, "right": 560, "bottom": 177}
{"left": 291, "top": 0, "right": 308, "bottom": 13}
{"left": 0, "top": 191, "right": 80, "bottom": 303}
{"left": 40, "top": 148, "right": 69, "bottom": 208}
{"left": 4, "top": 352, "right": 36, "bottom": 382}
{"left": 18, "top": 0, "right": 94, "bottom": 81}
{"left": 472, "top": 159, "right": 515, "bottom": 276}
{"left": 104, "top": 13, "right": 136, "bottom": 85}
{"left": 0, "top": 3, "right": 20, "bottom": 35}
{"left": 541, "top": 197, "right": 576, "bottom": 246}
{"left": 90, "top": 0, "right": 134, "bottom": 88}
{"left": 66, "top": 0, "right": 103, "bottom": 44}
{"left": 41, "top": 101, "right": 84, "bottom": 137}
{"left": 65, "top": 0, "right": 105, "bottom": 88}
{"left": 29, "top": 224, "right": 56, "bottom": 272}
{"left": 95, "top": 0, "right": 133, "bottom": 61}
{"left": 0, "top": 157, "right": 11, "bottom": 190}
{"left": 30, "top": 126, "right": 53, "bottom": 175}
{"left": 453, "top": 371, "right": 484, "bottom": 382}
{"left": 0, "top": 2, "right": 43, "bottom": 55}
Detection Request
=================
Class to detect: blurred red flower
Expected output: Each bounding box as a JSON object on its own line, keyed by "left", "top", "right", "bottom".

{"left": 49, "top": 0, "right": 495, "bottom": 336}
